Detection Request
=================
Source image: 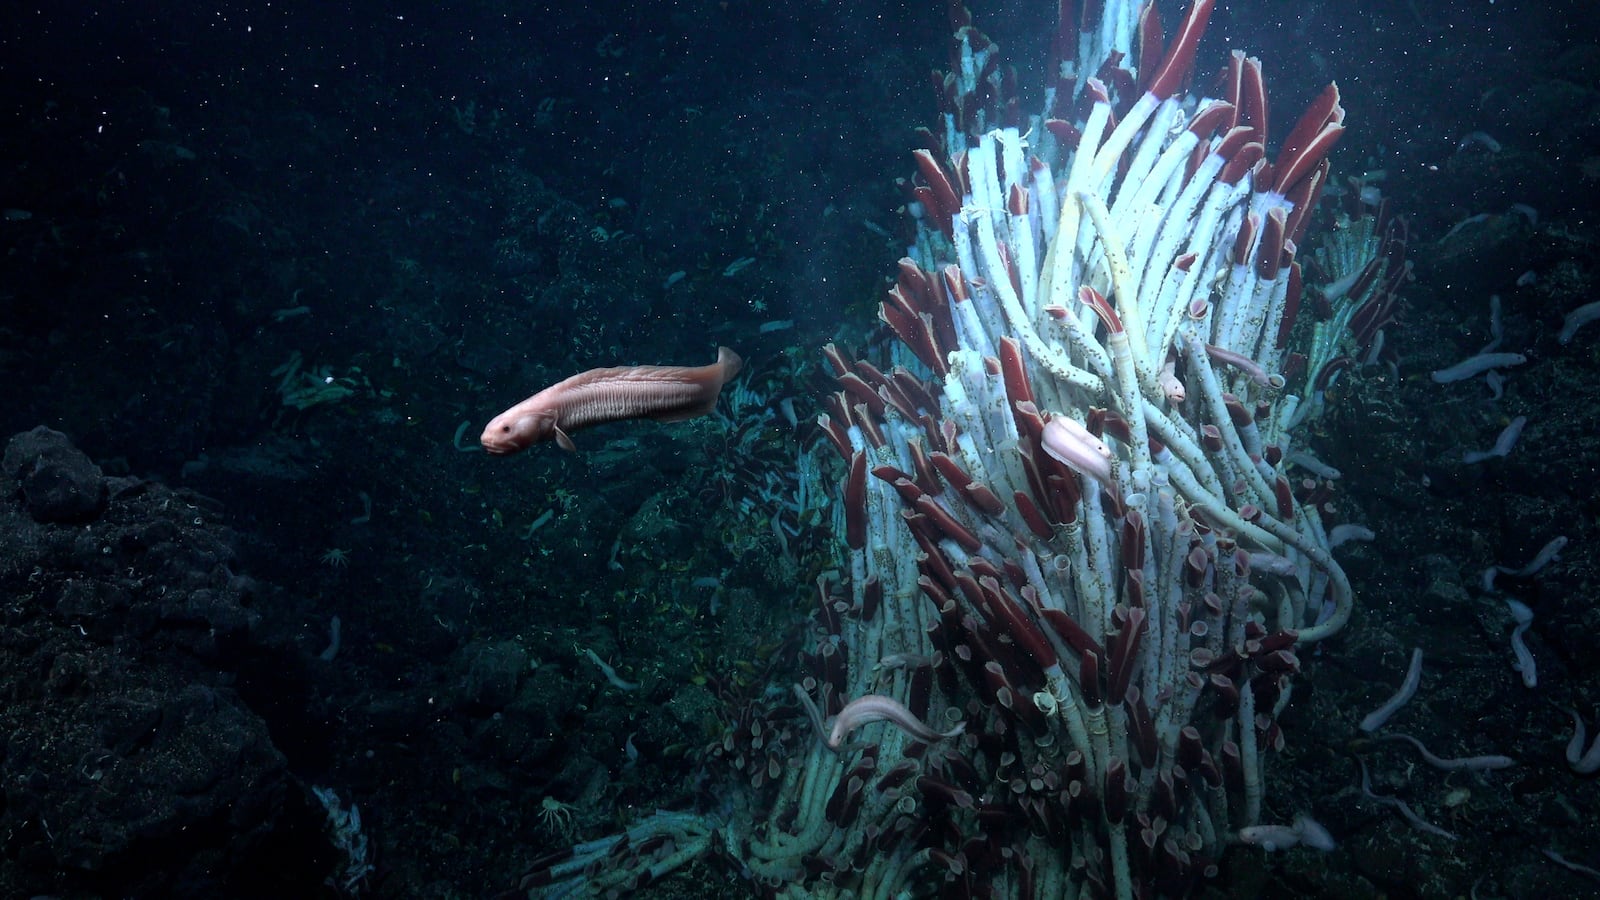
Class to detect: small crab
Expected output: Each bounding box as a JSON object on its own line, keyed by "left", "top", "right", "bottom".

{"left": 320, "top": 548, "right": 350, "bottom": 569}
{"left": 538, "top": 795, "right": 577, "bottom": 836}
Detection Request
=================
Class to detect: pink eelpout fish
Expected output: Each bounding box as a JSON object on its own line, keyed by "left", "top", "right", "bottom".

{"left": 480, "top": 346, "right": 743, "bottom": 454}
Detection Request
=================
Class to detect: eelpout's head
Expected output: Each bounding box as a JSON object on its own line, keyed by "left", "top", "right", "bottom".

{"left": 480, "top": 408, "right": 557, "bottom": 455}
